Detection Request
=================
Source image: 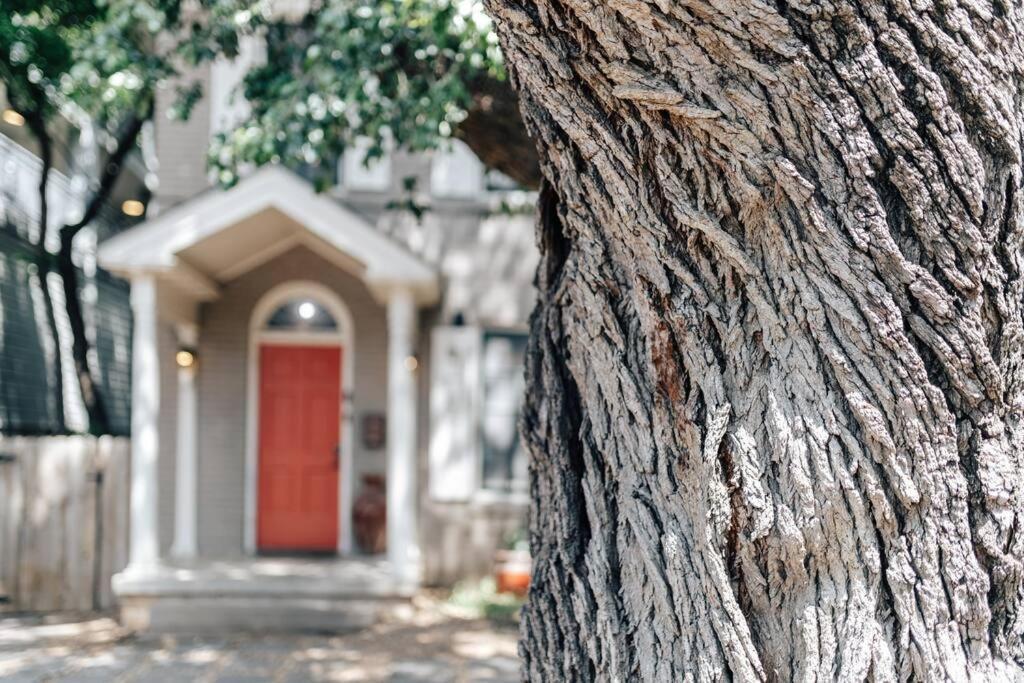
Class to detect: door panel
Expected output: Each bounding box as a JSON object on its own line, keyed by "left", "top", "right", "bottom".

{"left": 257, "top": 344, "right": 341, "bottom": 552}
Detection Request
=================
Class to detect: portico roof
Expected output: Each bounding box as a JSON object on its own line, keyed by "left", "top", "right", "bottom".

{"left": 98, "top": 165, "right": 438, "bottom": 304}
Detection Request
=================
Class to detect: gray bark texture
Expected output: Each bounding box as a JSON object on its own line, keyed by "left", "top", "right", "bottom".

{"left": 486, "top": 0, "right": 1024, "bottom": 680}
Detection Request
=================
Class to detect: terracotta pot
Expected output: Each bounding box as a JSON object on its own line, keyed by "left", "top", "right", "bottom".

{"left": 494, "top": 549, "right": 532, "bottom": 596}
{"left": 353, "top": 474, "right": 387, "bottom": 554}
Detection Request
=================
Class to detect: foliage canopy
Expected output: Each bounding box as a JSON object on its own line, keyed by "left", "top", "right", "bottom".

{"left": 209, "top": 0, "right": 504, "bottom": 190}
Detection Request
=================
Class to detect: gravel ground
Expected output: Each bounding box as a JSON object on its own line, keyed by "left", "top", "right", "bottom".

{"left": 0, "top": 600, "right": 520, "bottom": 682}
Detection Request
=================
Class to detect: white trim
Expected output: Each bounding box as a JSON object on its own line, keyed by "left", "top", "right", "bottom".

{"left": 97, "top": 165, "right": 439, "bottom": 305}
{"left": 244, "top": 281, "right": 357, "bottom": 556}
{"left": 171, "top": 323, "right": 199, "bottom": 559}
{"left": 256, "top": 330, "right": 346, "bottom": 347}
{"left": 386, "top": 287, "right": 421, "bottom": 585}
{"left": 127, "top": 275, "right": 161, "bottom": 571}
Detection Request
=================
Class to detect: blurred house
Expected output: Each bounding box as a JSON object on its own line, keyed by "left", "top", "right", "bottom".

{"left": 0, "top": 47, "right": 536, "bottom": 632}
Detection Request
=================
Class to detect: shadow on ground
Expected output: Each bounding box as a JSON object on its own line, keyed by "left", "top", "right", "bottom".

{"left": 0, "top": 599, "right": 520, "bottom": 682}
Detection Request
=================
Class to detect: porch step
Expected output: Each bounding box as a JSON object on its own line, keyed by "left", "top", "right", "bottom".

{"left": 118, "top": 595, "right": 404, "bottom": 635}
{"left": 112, "top": 557, "right": 414, "bottom": 635}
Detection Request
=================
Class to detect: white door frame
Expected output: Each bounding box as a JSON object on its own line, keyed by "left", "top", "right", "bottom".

{"left": 244, "top": 280, "right": 356, "bottom": 556}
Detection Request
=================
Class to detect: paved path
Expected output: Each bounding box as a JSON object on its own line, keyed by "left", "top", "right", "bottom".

{"left": 0, "top": 608, "right": 520, "bottom": 682}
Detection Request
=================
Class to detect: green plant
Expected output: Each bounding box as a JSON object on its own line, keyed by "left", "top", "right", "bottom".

{"left": 447, "top": 577, "right": 523, "bottom": 624}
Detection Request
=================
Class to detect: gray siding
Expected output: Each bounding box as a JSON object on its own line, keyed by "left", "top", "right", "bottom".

{"left": 157, "top": 322, "right": 178, "bottom": 554}
{"left": 153, "top": 65, "right": 213, "bottom": 211}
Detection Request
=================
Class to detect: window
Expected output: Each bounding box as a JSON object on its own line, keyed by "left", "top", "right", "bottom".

{"left": 430, "top": 140, "right": 483, "bottom": 198}
{"left": 340, "top": 138, "right": 391, "bottom": 192}
{"left": 263, "top": 297, "right": 337, "bottom": 331}
{"left": 479, "top": 331, "right": 528, "bottom": 494}
{"left": 209, "top": 35, "right": 264, "bottom": 134}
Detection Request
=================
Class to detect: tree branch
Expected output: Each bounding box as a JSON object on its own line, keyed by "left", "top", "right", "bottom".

{"left": 456, "top": 74, "right": 542, "bottom": 190}
{"left": 61, "top": 95, "right": 154, "bottom": 241}
{"left": 55, "top": 95, "right": 153, "bottom": 435}
{"left": 24, "top": 111, "right": 53, "bottom": 251}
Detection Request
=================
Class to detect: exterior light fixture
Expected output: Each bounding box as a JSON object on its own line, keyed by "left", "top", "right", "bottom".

{"left": 175, "top": 348, "right": 197, "bottom": 369}
{"left": 404, "top": 355, "right": 419, "bottom": 372}
{"left": 2, "top": 109, "right": 25, "bottom": 126}
{"left": 121, "top": 199, "right": 145, "bottom": 217}
{"left": 297, "top": 301, "right": 316, "bottom": 320}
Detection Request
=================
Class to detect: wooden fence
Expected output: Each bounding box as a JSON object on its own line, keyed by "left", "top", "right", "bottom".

{"left": 0, "top": 436, "right": 129, "bottom": 612}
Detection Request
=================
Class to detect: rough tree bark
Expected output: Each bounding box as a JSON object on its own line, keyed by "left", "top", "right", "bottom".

{"left": 487, "top": 0, "right": 1024, "bottom": 679}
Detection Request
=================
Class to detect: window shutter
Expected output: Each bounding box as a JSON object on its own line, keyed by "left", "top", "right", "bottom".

{"left": 429, "top": 327, "right": 481, "bottom": 501}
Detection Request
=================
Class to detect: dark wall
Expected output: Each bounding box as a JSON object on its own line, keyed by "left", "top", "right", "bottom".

{"left": 0, "top": 229, "right": 131, "bottom": 436}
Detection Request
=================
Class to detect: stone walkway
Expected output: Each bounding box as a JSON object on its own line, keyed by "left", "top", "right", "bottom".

{"left": 0, "top": 604, "right": 520, "bottom": 682}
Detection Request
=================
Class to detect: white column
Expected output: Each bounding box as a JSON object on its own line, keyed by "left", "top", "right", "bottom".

{"left": 171, "top": 323, "right": 198, "bottom": 559}
{"left": 128, "top": 275, "right": 160, "bottom": 571}
{"left": 386, "top": 287, "right": 420, "bottom": 586}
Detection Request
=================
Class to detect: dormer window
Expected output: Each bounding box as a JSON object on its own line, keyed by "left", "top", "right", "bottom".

{"left": 430, "top": 140, "right": 483, "bottom": 199}
{"left": 340, "top": 138, "right": 391, "bottom": 192}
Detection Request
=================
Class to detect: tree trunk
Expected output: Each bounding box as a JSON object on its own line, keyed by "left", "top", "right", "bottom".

{"left": 57, "top": 232, "right": 110, "bottom": 435}
{"left": 488, "top": 0, "right": 1024, "bottom": 679}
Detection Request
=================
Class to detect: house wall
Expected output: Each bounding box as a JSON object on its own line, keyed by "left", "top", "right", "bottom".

{"left": 155, "top": 244, "right": 390, "bottom": 558}
{"left": 408, "top": 210, "right": 535, "bottom": 587}
{"left": 416, "top": 317, "right": 530, "bottom": 587}
{"left": 419, "top": 499, "right": 528, "bottom": 586}
{"left": 153, "top": 64, "right": 213, "bottom": 211}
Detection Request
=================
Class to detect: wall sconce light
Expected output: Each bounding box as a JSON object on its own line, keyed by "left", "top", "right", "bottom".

{"left": 404, "top": 355, "right": 419, "bottom": 372}
{"left": 121, "top": 199, "right": 146, "bottom": 217}
{"left": 176, "top": 348, "right": 197, "bottom": 369}
{"left": 1, "top": 109, "right": 25, "bottom": 126}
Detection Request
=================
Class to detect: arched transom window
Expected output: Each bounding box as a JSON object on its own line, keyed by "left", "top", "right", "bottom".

{"left": 262, "top": 297, "right": 339, "bottom": 332}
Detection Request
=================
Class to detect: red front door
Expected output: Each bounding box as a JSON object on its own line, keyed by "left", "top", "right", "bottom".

{"left": 257, "top": 344, "right": 341, "bottom": 552}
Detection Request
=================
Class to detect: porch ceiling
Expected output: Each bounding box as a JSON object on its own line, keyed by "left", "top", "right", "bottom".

{"left": 97, "top": 166, "right": 438, "bottom": 305}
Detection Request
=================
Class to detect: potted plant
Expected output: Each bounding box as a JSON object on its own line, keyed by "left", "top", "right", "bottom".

{"left": 352, "top": 474, "right": 387, "bottom": 554}
{"left": 494, "top": 529, "right": 531, "bottom": 596}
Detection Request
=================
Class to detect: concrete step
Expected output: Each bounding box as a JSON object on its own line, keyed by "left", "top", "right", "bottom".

{"left": 112, "top": 557, "right": 414, "bottom": 635}
{"left": 119, "top": 594, "right": 404, "bottom": 635}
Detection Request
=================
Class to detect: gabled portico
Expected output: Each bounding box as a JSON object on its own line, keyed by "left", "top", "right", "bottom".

{"left": 98, "top": 166, "right": 438, "bottom": 623}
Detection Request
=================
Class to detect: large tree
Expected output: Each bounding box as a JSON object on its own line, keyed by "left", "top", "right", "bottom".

{"left": 486, "top": 0, "right": 1024, "bottom": 679}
